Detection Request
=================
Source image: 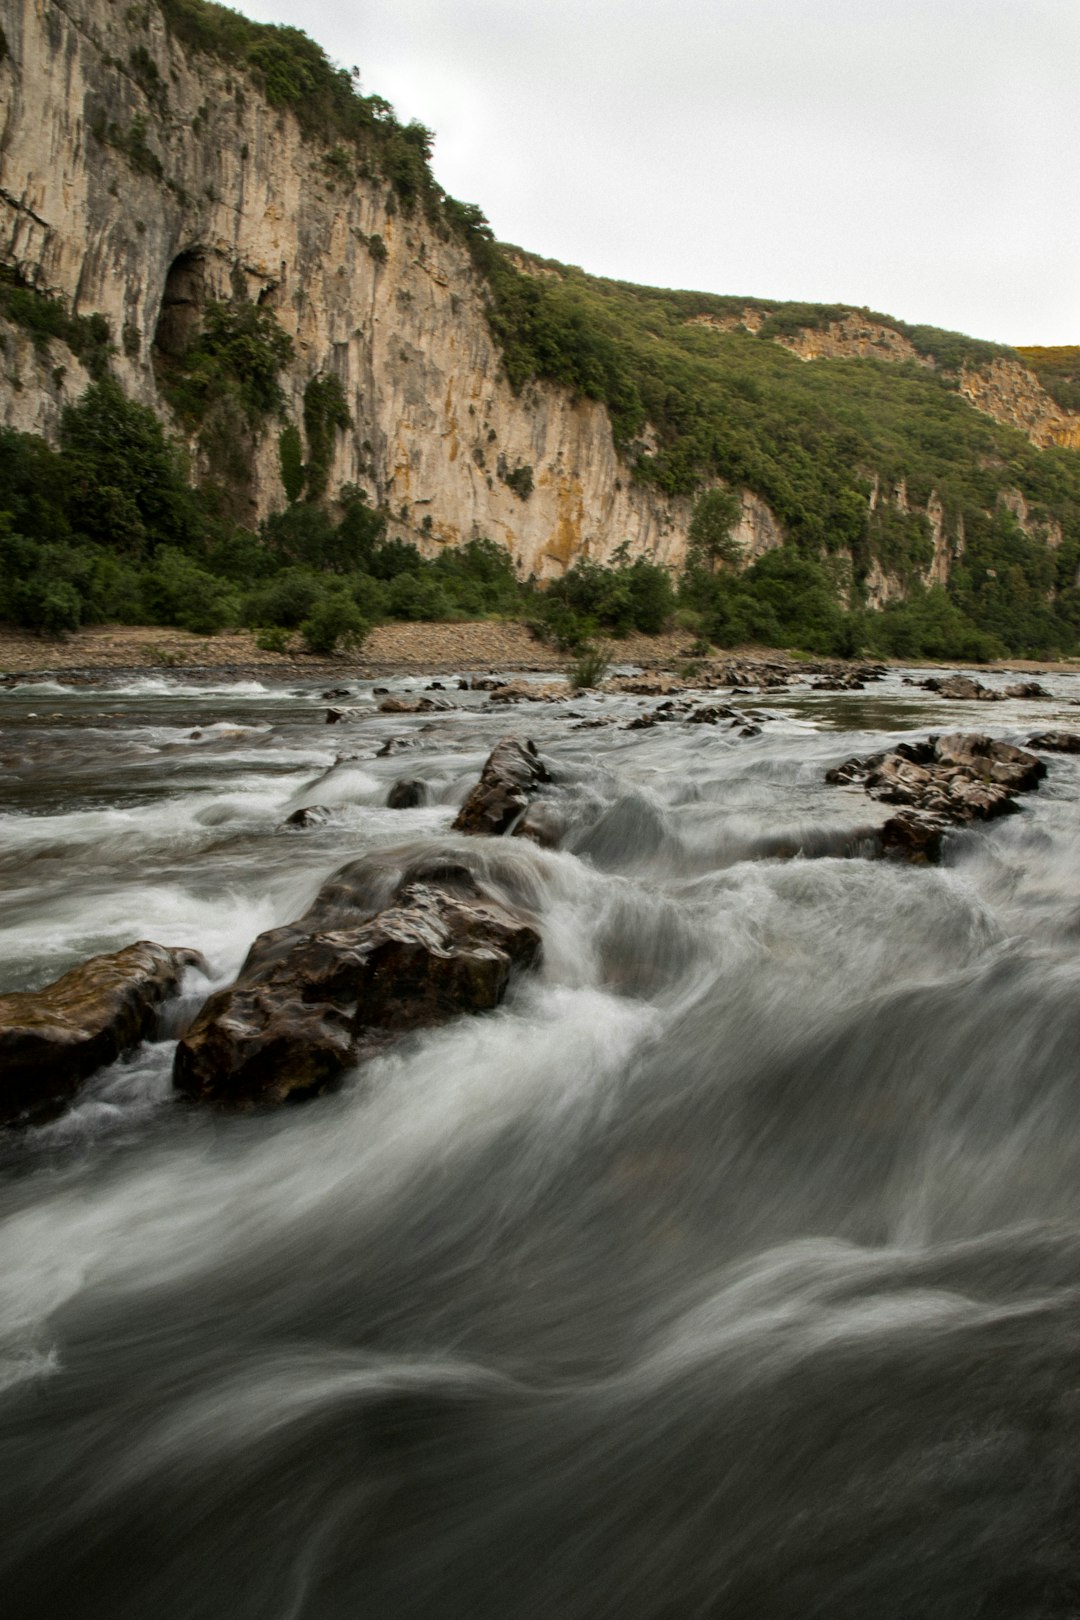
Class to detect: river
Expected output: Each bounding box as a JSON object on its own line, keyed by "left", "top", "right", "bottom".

{"left": 2, "top": 664, "right": 1080, "bottom": 1618}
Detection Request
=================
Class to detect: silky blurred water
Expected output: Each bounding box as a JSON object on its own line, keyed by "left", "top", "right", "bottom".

{"left": 3, "top": 664, "right": 1080, "bottom": 1618}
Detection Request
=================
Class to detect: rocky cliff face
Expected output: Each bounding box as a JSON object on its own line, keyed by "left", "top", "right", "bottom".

{"left": 0, "top": 0, "right": 718, "bottom": 578}
{"left": 0, "top": 0, "right": 1071, "bottom": 604}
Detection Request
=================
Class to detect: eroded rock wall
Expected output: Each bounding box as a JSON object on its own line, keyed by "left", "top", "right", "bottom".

{"left": 0, "top": 0, "right": 714, "bottom": 577}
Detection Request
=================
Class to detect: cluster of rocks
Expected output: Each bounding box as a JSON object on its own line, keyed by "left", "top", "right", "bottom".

{"left": 827, "top": 732, "right": 1047, "bottom": 861}
{"left": 2, "top": 739, "right": 554, "bottom": 1125}
{"left": 624, "top": 700, "right": 763, "bottom": 737}
{"left": 174, "top": 855, "right": 541, "bottom": 1108}
{"left": 908, "top": 674, "right": 1051, "bottom": 702}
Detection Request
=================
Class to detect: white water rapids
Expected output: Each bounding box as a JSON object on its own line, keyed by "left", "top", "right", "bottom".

{"left": 2, "top": 665, "right": 1080, "bottom": 1617}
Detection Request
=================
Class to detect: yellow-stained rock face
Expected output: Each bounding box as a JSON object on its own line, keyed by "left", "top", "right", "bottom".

{"left": 959, "top": 360, "right": 1080, "bottom": 452}
{"left": 777, "top": 316, "right": 929, "bottom": 367}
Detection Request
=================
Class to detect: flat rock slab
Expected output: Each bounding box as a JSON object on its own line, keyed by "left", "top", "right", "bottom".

{"left": 452, "top": 738, "right": 551, "bottom": 837}
{"left": 0, "top": 942, "right": 205, "bottom": 1126}
{"left": 827, "top": 732, "right": 1046, "bottom": 862}
{"left": 174, "top": 864, "right": 541, "bottom": 1108}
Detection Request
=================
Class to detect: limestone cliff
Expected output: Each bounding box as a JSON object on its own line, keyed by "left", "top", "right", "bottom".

{"left": 0, "top": 0, "right": 1072, "bottom": 612}
{"left": 0, "top": 0, "right": 718, "bottom": 579}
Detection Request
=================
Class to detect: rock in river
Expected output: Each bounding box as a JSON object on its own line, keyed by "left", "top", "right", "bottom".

{"left": 827, "top": 732, "right": 1046, "bottom": 862}
{"left": 173, "top": 859, "right": 541, "bottom": 1108}
{"left": 452, "top": 737, "right": 551, "bottom": 837}
{"left": 0, "top": 942, "right": 206, "bottom": 1126}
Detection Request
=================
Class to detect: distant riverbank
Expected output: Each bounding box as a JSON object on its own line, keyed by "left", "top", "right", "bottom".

{"left": 2, "top": 620, "right": 1078, "bottom": 682}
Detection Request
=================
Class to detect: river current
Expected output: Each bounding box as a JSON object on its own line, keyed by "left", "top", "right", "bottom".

{"left": 3, "top": 664, "right": 1080, "bottom": 1618}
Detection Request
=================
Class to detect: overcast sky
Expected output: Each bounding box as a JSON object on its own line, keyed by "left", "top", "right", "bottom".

{"left": 237, "top": 0, "right": 1078, "bottom": 346}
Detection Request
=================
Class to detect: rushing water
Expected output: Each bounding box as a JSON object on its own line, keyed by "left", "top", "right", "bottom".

{"left": 3, "top": 665, "right": 1080, "bottom": 1618}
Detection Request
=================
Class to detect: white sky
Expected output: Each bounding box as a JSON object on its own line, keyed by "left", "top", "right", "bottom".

{"left": 236, "top": 0, "right": 1078, "bottom": 346}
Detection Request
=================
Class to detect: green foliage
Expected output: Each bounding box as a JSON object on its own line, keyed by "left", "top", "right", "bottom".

{"left": 128, "top": 44, "right": 168, "bottom": 113}
{"left": 255, "top": 625, "right": 291, "bottom": 653}
{"left": 157, "top": 0, "right": 446, "bottom": 215}
{"left": 862, "top": 586, "right": 1003, "bottom": 663}
{"left": 681, "top": 549, "right": 854, "bottom": 656}
{"left": 568, "top": 642, "right": 611, "bottom": 690}
{"left": 299, "top": 591, "right": 369, "bottom": 655}
{"left": 687, "top": 487, "right": 742, "bottom": 567}
{"left": 302, "top": 374, "right": 351, "bottom": 498}
{"left": 500, "top": 461, "right": 534, "bottom": 500}
{"left": 278, "top": 424, "right": 304, "bottom": 503}
{"left": 1017, "top": 347, "right": 1080, "bottom": 415}
{"left": 60, "top": 380, "right": 201, "bottom": 553}
{"left": 161, "top": 301, "right": 293, "bottom": 426}
{"left": 142, "top": 547, "right": 239, "bottom": 633}
{"left": 94, "top": 114, "right": 164, "bottom": 178}
{"left": 541, "top": 556, "right": 676, "bottom": 638}
{"left": 862, "top": 500, "right": 934, "bottom": 587}
{"left": 0, "top": 266, "right": 112, "bottom": 378}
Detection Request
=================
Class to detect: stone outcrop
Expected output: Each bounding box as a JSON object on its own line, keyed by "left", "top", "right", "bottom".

{"left": 452, "top": 738, "right": 551, "bottom": 837}
{"left": 0, "top": 941, "right": 205, "bottom": 1125}
{"left": 827, "top": 733, "right": 1046, "bottom": 862}
{"left": 174, "top": 857, "right": 541, "bottom": 1106}
{"left": 921, "top": 674, "right": 1003, "bottom": 701}
{"left": 1028, "top": 731, "right": 1080, "bottom": 753}
{"left": 777, "top": 316, "right": 929, "bottom": 367}
{"left": 959, "top": 361, "right": 1080, "bottom": 452}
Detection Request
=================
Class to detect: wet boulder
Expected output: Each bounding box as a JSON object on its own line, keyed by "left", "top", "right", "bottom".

{"left": 1, "top": 942, "right": 206, "bottom": 1126}
{"left": 283, "top": 804, "right": 333, "bottom": 829}
{"left": 387, "top": 778, "right": 427, "bottom": 809}
{"left": 1028, "top": 730, "right": 1080, "bottom": 753}
{"left": 173, "top": 867, "right": 541, "bottom": 1108}
{"left": 452, "top": 738, "right": 551, "bottom": 837}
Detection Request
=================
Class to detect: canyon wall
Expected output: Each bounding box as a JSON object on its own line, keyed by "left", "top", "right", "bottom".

{"left": 1, "top": 0, "right": 707, "bottom": 578}
{"left": 0, "top": 0, "right": 1071, "bottom": 605}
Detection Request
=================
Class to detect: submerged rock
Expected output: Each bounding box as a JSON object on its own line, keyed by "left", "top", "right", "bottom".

{"left": 827, "top": 732, "right": 1046, "bottom": 862}
{"left": 452, "top": 737, "right": 551, "bottom": 837}
{"left": 0, "top": 942, "right": 205, "bottom": 1126}
{"left": 173, "top": 863, "right": 541, "bottom": 1108}
{"left": 1004, "top": 681, "right": 1050, "bottom": 699}
{"left": 387, "top": 778, "right": 427, "bottom": 808}
{"left": 283, "top": 804, "right": 333, "bottom": 828}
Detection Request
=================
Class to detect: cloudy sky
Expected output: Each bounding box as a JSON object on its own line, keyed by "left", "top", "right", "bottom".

{"left": 238, "top": 0, "right": 1077, "bottom": 346}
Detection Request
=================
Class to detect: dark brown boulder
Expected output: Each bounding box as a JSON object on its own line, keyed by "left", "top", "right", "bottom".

{"left": 284, "top": 805, "right": 333, "bottom": 828}
{"left": 1, "top": 942, "right": 206, "bottom": 1126}
{"left": 1028, "top": 731, "right": 1080, "bottom": 753}
{"left": 173, "top": 870, "right": 541, "bottom": 1108}
{"left": 452, "top": 738, "right": 551, "bottom": 837}
{"left": 387, "top": 778, "right": 427, "bottom": 809}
